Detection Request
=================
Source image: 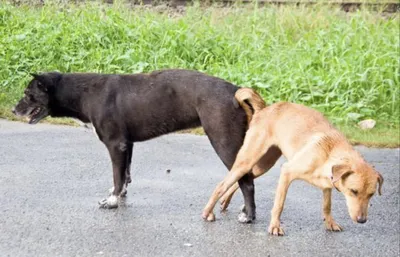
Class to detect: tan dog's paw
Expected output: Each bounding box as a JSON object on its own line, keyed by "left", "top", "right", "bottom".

{"left": 202, "top": 211, "right": 216, "bottom": 222}
{"left": 268, "top": 223, "right": 285, "bottom": 236}
{"left": 220, "top": 200, "right": 229, "bottom": 212}
{"left": 207, "top": 213, "right": 216, "bottom": 222}
{"left": 219, "top": 196, "right": 231, "bottom": 212}
{"left": 325, "top": 219, "right": 343, "bottom": 232}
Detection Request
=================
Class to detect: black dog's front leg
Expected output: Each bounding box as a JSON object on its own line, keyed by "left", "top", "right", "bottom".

{"left": 107, "top": 142, "right": 133, "bottom": 197}
{"left": 99, "top": 141, "right": 129, "bottom": 209}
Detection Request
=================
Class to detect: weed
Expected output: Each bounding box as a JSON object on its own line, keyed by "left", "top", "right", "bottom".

{"left": 0, "top": 2, "right": 398, "bottom": 145}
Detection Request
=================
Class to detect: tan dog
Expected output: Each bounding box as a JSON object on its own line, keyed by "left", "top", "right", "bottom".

{"left": 202, "top": 88, "right": 383, "bottom": 235}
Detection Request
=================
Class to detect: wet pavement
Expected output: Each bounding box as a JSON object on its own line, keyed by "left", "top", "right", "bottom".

{"left": 0, "top": 119, "right": 399, "bottom": 257}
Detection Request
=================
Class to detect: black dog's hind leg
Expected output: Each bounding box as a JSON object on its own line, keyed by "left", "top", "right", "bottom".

{"left": 200, "top": 107, "right": 257, "bottom": 223}
{"left": 237, "top": 174, "right": 256, "bottom": 223}
{"left": 125, "top": 142, "right": 133, "bottom": 185}
{"left": 100, "top": 141, "right": 129, "bottom": 209}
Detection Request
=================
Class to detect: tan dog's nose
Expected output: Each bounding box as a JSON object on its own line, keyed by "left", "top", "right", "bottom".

{"left": 357, "top": 216, "right": 367, "bottom": 224}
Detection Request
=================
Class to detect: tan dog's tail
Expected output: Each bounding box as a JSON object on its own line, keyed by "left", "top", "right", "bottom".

{"left": 234, "top": 88, "right": 266, "bottom": 124}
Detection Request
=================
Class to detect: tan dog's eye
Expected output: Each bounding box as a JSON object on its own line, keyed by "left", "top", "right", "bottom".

{"left": 368, "top": 193, "right": 374, "bottom": 198}
{"left": 350, "top": 189, "right": 358, "bottom": 196}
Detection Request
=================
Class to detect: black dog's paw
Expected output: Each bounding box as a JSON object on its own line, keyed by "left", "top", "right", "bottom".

{"left": 237, "top": 211, "right": 255, "bottom": 223}
{"left": 98, "top": 195, "right": 119, "bottom": 209}
{"left": 238, "top": 204, "right": 256, "bottom": 223}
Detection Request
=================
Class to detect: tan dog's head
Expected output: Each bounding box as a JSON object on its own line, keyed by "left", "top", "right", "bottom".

{"left": 332, "top": 163, "right": 383, "bottom": 224}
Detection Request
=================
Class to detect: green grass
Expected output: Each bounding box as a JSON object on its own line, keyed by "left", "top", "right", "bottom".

{"left": 337, "top": 123, "right": 399, "bottom": 148}
{"left": 0, "top": 2, "right": 399, "bottom": 146}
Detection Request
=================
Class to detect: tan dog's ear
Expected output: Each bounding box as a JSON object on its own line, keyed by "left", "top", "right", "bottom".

{"left": 376, "top": 172, "right": 384, "bottom": 195}
{"left": 331, "top": 164, "right": 353, "bottom": 184}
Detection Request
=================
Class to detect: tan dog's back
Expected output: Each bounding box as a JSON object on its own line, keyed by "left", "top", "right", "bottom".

{"left": 258, "top": 102, "right": 347, "bottom": 159}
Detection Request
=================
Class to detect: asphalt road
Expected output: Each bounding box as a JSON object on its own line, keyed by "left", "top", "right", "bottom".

{"left": 0, "top": 119, "right": 399, "bottom": 257}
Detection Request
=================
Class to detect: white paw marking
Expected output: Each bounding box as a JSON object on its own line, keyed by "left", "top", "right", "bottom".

{"left": 107, "top": 195, "right": 118, "bottom": 206}
{"left": 238, "top": 212, "right": 250, "bottom": 223}
{"left": 108, "top": 185, "right": 127, "bottom": 197}
{"left": 98, "top": 194, "right": 119, "bottom": 209}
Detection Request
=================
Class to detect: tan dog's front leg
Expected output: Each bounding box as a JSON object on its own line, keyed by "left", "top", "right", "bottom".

{"left": 323, "top": 189, "right": 342, "bottom": 232}
{"left": 268, "top": 170, "right": 293, "bottom": 236}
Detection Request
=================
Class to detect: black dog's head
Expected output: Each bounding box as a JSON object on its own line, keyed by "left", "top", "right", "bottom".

{"left": 13, "top": 73, "right": 61, "bottom": 124}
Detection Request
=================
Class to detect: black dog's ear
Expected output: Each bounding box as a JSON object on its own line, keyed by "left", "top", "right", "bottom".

{"left": 30, "top": 73, "right": 39, "bottom": 79}
{"left": 31, "top": 72, "right": 61, "bottom": 92}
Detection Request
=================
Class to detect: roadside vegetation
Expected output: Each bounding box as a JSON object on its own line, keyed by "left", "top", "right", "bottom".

{"left": 0, "top": 1, "right": 398, "bottom": 146}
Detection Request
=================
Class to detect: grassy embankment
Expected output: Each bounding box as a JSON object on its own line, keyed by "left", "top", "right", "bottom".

{"left": 0, "top": 2, "right": 398, "bottom": 147}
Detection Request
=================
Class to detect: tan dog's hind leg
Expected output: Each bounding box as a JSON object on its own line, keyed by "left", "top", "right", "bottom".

{"left": 220, "top": 183, "right": 239, "bottom": 212}
{"left": 323, "top": 189, "right": 343, "bottom": 231}
{"left": 202, "top": 125, "right": 270, "bottom": 221}
{"left": 220, "top": 146, "right": 282, "bottom": 212}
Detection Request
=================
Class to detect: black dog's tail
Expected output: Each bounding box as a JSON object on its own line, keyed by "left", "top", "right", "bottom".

{"left": 233, "top": 88, "right": 266, "bottom": 125}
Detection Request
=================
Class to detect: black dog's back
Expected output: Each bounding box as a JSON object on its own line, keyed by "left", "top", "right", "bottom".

{"left": 60, "top": 69, "right": 246, "bottom": 143}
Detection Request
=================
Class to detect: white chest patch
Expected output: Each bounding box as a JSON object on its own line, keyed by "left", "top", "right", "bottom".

{"left": 73, "top": 119, "right": 99, "bottom": 140}
{"left": 93, "top": 126, "right": 100, "bottom": 140}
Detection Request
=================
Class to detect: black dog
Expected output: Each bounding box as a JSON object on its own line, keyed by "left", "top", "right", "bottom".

{"left": 13, "top": 69, "right": 258, "bottom": 222}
